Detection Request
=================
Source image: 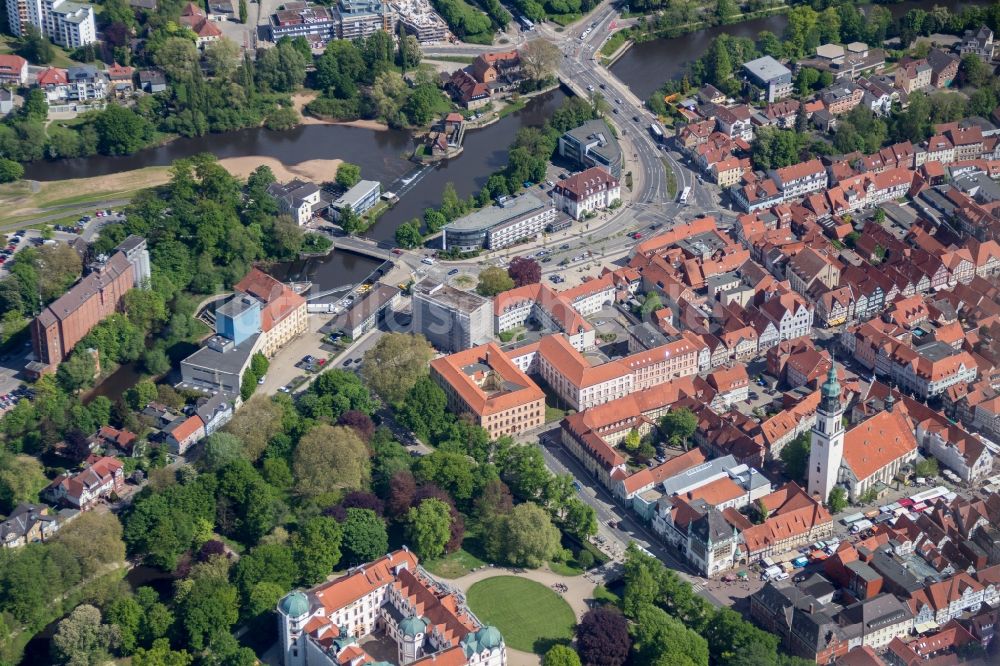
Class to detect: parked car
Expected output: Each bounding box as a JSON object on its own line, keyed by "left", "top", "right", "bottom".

{"left": 447, "top": 268, "right": 459, "bottom": 276}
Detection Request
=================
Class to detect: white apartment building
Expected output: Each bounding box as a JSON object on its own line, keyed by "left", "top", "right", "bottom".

{"left": 770, "top": 159, "right": 828, "bottom": 199}
{"left": 6, "top": 0, "right": 95, "bottom": 48}
{"left": 551, "top": 167, "right": 621, "bottom": 220}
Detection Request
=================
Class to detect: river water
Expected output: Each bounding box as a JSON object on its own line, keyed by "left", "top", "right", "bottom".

{"left": 610, "top": 0, "right": 990, "bottom": 100}
{"left": 25, "top": 89, "right": 568, "bottom": 248}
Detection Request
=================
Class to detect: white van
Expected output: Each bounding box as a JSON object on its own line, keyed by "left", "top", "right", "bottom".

{"left": 421, "top": 257, "right": 435, "bottom": 265}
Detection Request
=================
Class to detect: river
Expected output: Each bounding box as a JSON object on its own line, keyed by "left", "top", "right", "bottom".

{"left": 24, "top": 89, "right": 568, "bottom": 248}
{"left": 610, "top": 0, "right": 991, "bottom": 100}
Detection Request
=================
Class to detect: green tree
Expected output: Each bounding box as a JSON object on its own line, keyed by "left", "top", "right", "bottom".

{"left": 95, "top": 105, "right": 154, "bottom": 156}
{"left": 497, "top": 501, "right": 562, "bottom": 568}
{"left": 292, "top": 516, "right": 343, "bottom": 584}
{"left": 561, "top": 498, "right": 598, "bottom": 540}
{"left": 414, "top": 450, "right": 476, "bottom": 502}
{"left": 398, "top": 375, "right": 449, "bottom": 442}
{"left": 338, "top": 207, "right": 363, "bottom": 235}
{"left": 203, "top": 432, "right": 247, "bottom": 472}
{"left": 0, "top": 158, "right": 25, "bottom": 183}
{"left": 240, "top": 368, "right": 259, "bottom": 401}
{"left": 17, "top": 26, "right": 54, "bottom": 64}
{"left": 780, "top": 432, "right": 810, "bottom": 483}
{"left": 476, "top": 267, "right": 515, "bottom": 296}
{"left": 915, "top": 458, "right": 939, "bottom": 478}
{"left": 239, "top": 0, "right": 247, "bottom": 23}
{"left": 623, "top": 429, "right": 641, "bottom": 451}
{"left": 177, "top": 576, "right": 239, "bottom": 651}
{"left": 423, "top": 208, "right": 447, "bottom": 234}
{"left": 632, "top": 602, "right": 709, "bottom": 666}
{"left": 204, "top": 38, "right": 242, "bottom": 80}
{"left": 143, "top": 347, "right": 171, "bottom": 375}
{"left": 827, "top": 487, "right": 848, "bottom": 514}
{"left": 405, "top": 498, "right": 452, "bottom": 560}
{"left": 639, "top": 291, "right": 662, "bottom": 317}
{"left": 293, "top": 425, "right": 371, "bottom": 499}
{"left": 233, "top": 542, "right": 297, "bottom": 609}
{"left": 57, "top": 350, "right": 97, "bottom": 393}
{"left": 255, "top": 39, "right": 308, "bottom": 92}
{"left": 106, "top": 595, "right": 143, "bottom": 654}
{"left": 222, "top": 394, "right": 284, "bottom": 462}
{"left": 543, "top": 645, "right": 581, "bottom": 666}
{"left": 715, "top": 0, "right": 736, "bottom": 23}
{"left": 341, "top": 508, "right": 389, "bottom": 565}
{"left": 361, "top": 333, "right": 434, "bottom": 405}
{"left": 336, "top": 162, "right": 362, "bottom": 189}
{"left": 124, "top": 288, "right": 168, "bottom": 330}
{"left": 660, "top": 407, "right": 698, "bottom": 450}
{"left": 53, "top": 511, "right": 126, "bottom": 578}
{"left": 500, "top": 445, "right": 551, "bottom": 502}
{"left": 0, "top": 454, "right": 48, "bottom": 513}
{"left": 153, "top": 37, "right": 199, "bottom": 82}
{"left": 132, "top": 639, "right": 193, "bottom": 666}
{"left": 52, "top": 604, "right": 121, "bottom": 666}
{"left": 395, "top": 220, "right": 423, "bottom": 248}
{"left": 439, "top": 182, "right": 464, "bottom": 221}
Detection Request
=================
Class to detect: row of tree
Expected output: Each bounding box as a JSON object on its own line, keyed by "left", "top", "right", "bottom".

{"left": 570, "top": 544, "right": 814, "bottom": 666}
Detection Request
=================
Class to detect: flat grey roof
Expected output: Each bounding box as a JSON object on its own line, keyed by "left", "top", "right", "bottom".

{"left": 661, "top": 454, "right": 740, "bottom": 496}
{"left": 333, "top": 180, "right": 380, "bottom": 209}
{"left": 563, "top": 119, "right": 622, "bottom": 164}
{"left": 628, "top": 322, "right": 668, "bottom": 350}
{"left": 743, "top": 56, "right": 791, "bottom": 82}
{"left": 914, "top": 340, "right": 959, "bottom": 362}
{"left": 216, "top": 294, "right": 260, "bottom": 319}
{"left": 413, "top": 278, "right": 489, "bottom": 314}
{"left": 445, "top": 190, "right": 550, "bottom": 233}
{"left": 182, "top": 333, "right": 260, "bottom": 375}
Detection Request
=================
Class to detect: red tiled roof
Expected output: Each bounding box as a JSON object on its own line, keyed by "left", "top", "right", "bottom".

{"left": 843, "top": 407, "right": 917, "bottom": 482}
{"left": 429, "top": 343, "right": 544, "bottom": 417}
{"left": 553, "top": 166, "right": 619, "bottom": 200}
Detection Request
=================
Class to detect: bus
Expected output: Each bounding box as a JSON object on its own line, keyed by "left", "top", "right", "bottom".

{"left": 518, "top": 16, "right": 534, "bottom": 31}
{"left": 649, "top": 123, "right": 664, "bottom": 141}
{"left": 678, "top": 186, "right": 691, "bottom": 204}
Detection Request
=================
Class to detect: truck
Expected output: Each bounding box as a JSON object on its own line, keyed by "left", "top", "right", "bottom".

{"left": 649, "top": 124, "right": 664, "bottom": 141}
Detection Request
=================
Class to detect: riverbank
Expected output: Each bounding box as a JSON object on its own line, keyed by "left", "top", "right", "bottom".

{"left": 291, "top": 92, "right": 391, "bottom": 131}
{"left": 0, "top": 166, "right": 172, "bottom": 221}
{"left": 218, "top": 155, "right": 343, "bottom": 183}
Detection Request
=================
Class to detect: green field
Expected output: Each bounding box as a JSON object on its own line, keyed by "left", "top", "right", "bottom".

{"left": 425, "top": 548, "right": 486, "bottom": 579}
{"left": 466, "top": 576, "right": 575, "bottom": 653}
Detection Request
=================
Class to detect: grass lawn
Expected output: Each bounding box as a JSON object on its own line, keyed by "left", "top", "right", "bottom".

{"left": 547, "top": 560, "right": 583, "bottom": 576}
{"left": 663, "top": 158, "right": 678, "bottom": 199}
{"left": 424, "top": 548, "right": 486, "bottom": 579}
{"left": 545, "top": 405, "right": 567, "bottom": 423}
{"left": 466, "top": 576, "right": 575, "bottom": 654}
{"left": 425, "top": 55, "right": 475, "bottom": 65}
{"left": 591, "top": 584, "right": 620, "bottom": 606}
{"left": 0, "top": 166, "right": 172, "bottom": 224}
{"left": 600, "top": 29, "right": 631, "bottom": 57}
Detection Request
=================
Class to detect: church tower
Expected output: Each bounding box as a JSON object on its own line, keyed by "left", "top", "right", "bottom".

{"left": 808, "top": 362, "right": 845, "bottom": 504}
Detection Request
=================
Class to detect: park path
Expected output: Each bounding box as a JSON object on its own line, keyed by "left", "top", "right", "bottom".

{"left": 447, "top": 566, "right": 597, "bottom": 666}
